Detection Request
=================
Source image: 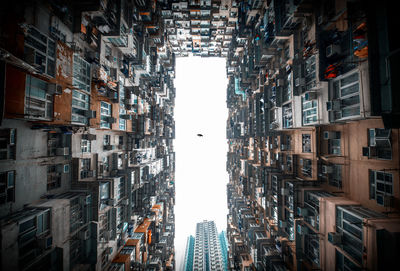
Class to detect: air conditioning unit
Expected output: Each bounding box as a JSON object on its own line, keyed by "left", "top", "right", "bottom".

{"left": 281, "top": 144, "right": 287, "bottom": 151}
{"left": 82, "top": 133, "right": 97, "bottom": 141}
{"left": 107, "top": 198, "right": 116, "bottom": 206}
{"left": 103, "top": 230, "right": 112, "bottom": 240}
{"left": 297, "top": 224, "right": 309, "bottom": 234}
{"left": 56, "top": 164, "right": 69, "bottom": 173}
{"left": 326, "top": 44, "right": 341, "bottom": 58}
{"left": 295, "top": 77, "right": 305, "bottom": 87}
{"left": 105, "top": 246, "right": 113, "bottom": 254}
{"left": 38, "top": 235, "right": 53, "bottom": 250}
{"left": 121, "top": 198, "right": 129, "bottom": 205}
{"left": 328, "top": 232, "right": 342, "bottom": 245}
{"left": 281, "top": 188, "right": 289, "bottom": 196}
{"left": 297, "top": 207, "right": 308, "bottom": 216}
{"left": 323, "top": 131, "right": 339, "bottom": 140}
{"left": 56, "top": 147, "right": 69, "bottom": 156}
{"left": 103, "top": 145, "right": 115, "bottom": 151}
{"left": 125, "top": 98, "right": 134, "bottom": 105}
{"left": 99, "top": 163, "right": 105, "bottom": 173}
{"left": 81, "top": 195, "right": 91, "bottom": 205}
{"left": 279, "top": 220, "right": 287, "bottom": 228}
{"left": 377, "top": 194, "right": 394, "bottom": 207}
{"left": 47, "top": 84, "right": 63, "bottom": 95}
{"left": 87, "top": 170, "right": 96, "bottom": 178}
{"left": 362, "top": 146, "right": 377, "bottom": 157}
{"left": 79, "top": 230, "right": 90, "bottom": 240}
{"left": 309, "top": 217, "right": 316, "bottom": 227}
{"left": 107, "top": 117, "right": 117, "bottom": 123}
{"left": 277, "top": 79, "right": 284, "bottom": 87}
{"left": 84, "top": 110, "right": 97, "bottom": 119}
{"left": 120, "top": 114, "right": 133, "bottom": 120}
{"left": 304, "top": 92, "right": 317, "bottom": 101}
{"left": 326, "top": 100, "right": 341, "bottom": 111}
{"left": 322, "top": 165, "right": 333, "bottom": 174}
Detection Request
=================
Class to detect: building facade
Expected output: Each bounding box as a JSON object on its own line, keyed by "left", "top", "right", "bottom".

{"left": 0, "top": 0, "right": 176, "bottom": 270}
{"left": 184, "top": 220, "right": 227, "bottom": 271}
{"left": 225, "top": 0, "right": 400, "bottom": 271}
{"left": 1, "top": 0, "right": 399, "bottom": 270}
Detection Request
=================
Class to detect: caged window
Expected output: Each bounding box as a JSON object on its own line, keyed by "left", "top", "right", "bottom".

{"left": 25, "top": 75, "right": 53, "bottom": 120}
{"left": 100, "top": 102, "right": 112, "bottom": 129}
{"left": 24, "top": 26, "right": 56, "bottom": 77}
{"left": 369, "top": 170, "right": 393, "bottom": 205}
{"left": 0, "top": 171, "right": 15, "bottom": 204}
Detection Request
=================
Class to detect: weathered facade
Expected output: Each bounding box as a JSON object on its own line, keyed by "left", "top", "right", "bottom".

{"left": 1, "top": 1, "right": 175, "bottom": 270}
{"left": 1, "top": 0, "right": 399, "bottom": 271}
{"left": 225, "top": 0, "right": 400, "bottom": 270}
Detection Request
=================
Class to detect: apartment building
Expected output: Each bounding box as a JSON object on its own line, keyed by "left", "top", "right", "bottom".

{"left": 1, "top": 0, "right": 398, "bottom": 270}
{"left": 1, "top": 0, "right": 175, "bottom": 270}
{"left": 184, "top": 220, "right": 227, "bottom": 271}
{"left": 225, "top": 0, "right": 399, "bottom": 270}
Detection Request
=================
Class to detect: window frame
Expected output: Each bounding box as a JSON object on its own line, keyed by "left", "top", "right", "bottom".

{"left": 81, "top": 139, "right": 91, "bottom": 153}
{"left": 25, "top": 75, "right": 53, "bottom": 120}
{"left": 100, "top": 101, "right": 112, "bottom": 129}
{"left": 369, "top": 170, "right": 393, "bottom": 204}
{"left": 0, "top": 170, "right": 16, "bottom": 204}
{"left": 331, "top": 70, "right": 361, "bottom": 120}
{"left": 24, "top": 26, "right": 56, "bottom": 77}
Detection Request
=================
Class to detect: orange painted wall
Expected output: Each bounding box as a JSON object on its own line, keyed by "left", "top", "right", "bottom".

{"left": 4, "top": 65, "right": 26, "bottom": 119}
{"left": 50, "top": 41, "right": 73, "bottom": 125}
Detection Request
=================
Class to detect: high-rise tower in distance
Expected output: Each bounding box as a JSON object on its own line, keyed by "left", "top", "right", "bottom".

{"left": 184, "top": 220, "right": 227, "bottom": 271}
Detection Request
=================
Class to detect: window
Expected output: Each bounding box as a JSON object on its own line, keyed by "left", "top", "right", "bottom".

{"left": 36, "top": 210, "right": 50, "bottom": 236}
{"left": 25, "top": 75, "right": 53, "bottom": 120}
{"left": 73, "top": 54, "right": 91, "bottom": 93}
{"left": 336, "top": 249, "right": 362, "bottom": 271}
{"left": 328, "top": 132, "right": 341, "bottom": 155}
{"left": 301, "top": 159, "right": 312, "bottom": 177}
{"left": 328, "top": 164, "right": 342, "bottom": 188}
{"left": 304, "top": 55, "right": 316, "bottom": 91}
{"left": 72, "top": 90, "right": 89, "bottom": 125}
{"left": 282, "top": 73, "right": 292, "bottom": 103}
{"left": 101, "top": 102, "right": 112, "bottom": 129}
{"left": 47, "top": 165, "right": 61, "bottom": 190}
{"left": 0, "top": 171, "right": 15, "bottom": 204}
{"left": 119, "top": 108, "right": 126, "bottom": 131}
{"left": 24, "top": 26, "right": 55, "bottom": 77}
{"left": 0, "top": 129, "right": 16, "bottom": 160}
{"left": 302, "top": 134, "right": 312, "bottom": 153}
{"left": 81, "top": 139, "right": 91, "bottom": 153}
{"left": 369, "top": 170, "right": 393, "bottom": 205}
{"left": 282, "top": 103, "right": 293, "bottom": 128}
{"left": 302, "top": 98, "right": 318, "bottom": 125}
{"left": 331, "top": 71, "right": 360, "bottom": 120}
{"left": 368, "top": 128, "right": 392, "bottom": 160}
{"left": 102, "top": 156, "right": 110, "bottom": 172}
{"left": 105, "top": 45, "right": 112, "bottom": 61}
{"left": 80, "top": 158, "right": 91, "bottom": 179}
{"left": 286, "top": 155, "right": 292, "bottom": 172}
{"left": 103, "top": 135, "right": 111, "bottom": 146}
{"left": 305, "top": 233, "right": 320, "bottom": 267}
{"left": 336, "top": 206, "right": 368, "bottom": 265}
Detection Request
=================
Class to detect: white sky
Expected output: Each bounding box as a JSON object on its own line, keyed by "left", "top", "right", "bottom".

{"left": 174, "top": 56, "right": 229, "bottom": 269}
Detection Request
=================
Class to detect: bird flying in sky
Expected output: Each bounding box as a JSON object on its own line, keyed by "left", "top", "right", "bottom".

{"left": 197, "top": 134, "right": 203, "bottom": 137}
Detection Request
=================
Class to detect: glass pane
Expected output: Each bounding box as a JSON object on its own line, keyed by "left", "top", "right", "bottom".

{"left": 341, "top": 83, "right": 359, "bottom": 97}
{"left": 341, "top": 73, "right": 359, "bottom": 87}
{"left": 37, "top": 214, "right": 43, "bottom": 234}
